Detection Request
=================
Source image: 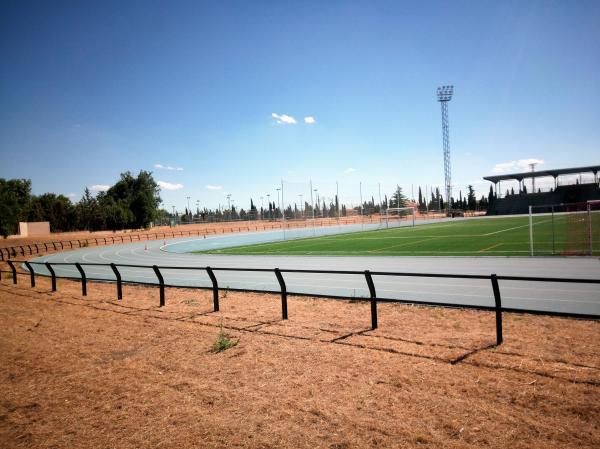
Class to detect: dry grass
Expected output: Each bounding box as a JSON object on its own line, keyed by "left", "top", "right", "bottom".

{"left": 0, "top": 276, "right": 598, "bottom": 448}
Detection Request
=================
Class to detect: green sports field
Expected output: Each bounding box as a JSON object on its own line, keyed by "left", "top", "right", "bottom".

{"left": 199, "top": 214, "right": 600, "bottom": 256}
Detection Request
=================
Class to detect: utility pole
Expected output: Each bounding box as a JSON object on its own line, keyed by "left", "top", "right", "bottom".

{"left": 260, "top": 196, "right": 264, "bottom": 220}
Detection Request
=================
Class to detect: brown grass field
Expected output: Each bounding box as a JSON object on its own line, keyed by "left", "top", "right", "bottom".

{"left": 0, "top": 275, "right": 598, "bottom": 449}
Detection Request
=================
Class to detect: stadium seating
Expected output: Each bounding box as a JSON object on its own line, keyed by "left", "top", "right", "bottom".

{"left": 487, "top": 183, "right": 600, "bottom": 215}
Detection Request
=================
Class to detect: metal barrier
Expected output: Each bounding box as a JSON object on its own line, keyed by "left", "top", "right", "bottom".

{"left": 1, "top": 260, "right": 599, "bottom": 346}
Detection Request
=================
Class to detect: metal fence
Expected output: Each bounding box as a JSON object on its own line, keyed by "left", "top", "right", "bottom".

{"left": 2, "top": 260, "right": 599, "bottom": 346}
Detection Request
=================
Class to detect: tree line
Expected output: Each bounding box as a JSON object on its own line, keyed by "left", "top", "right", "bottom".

{"left": 0, "top": 171, "right": 161, "bottom": 237}
{"left": 1, "top": 175, "right": 493, "bottom": 238}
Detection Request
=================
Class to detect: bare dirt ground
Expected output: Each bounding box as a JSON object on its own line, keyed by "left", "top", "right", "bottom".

{"left": 0, "top": 276, "right": 598, "bottom": 449}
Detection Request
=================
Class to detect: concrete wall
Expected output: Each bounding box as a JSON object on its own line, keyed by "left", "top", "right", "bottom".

{"left": 19, "top": 222, "right": 51, "bottom": 237}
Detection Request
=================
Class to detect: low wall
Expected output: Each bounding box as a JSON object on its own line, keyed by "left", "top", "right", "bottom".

{"left": 18, "top": 222, "right": 50, "bottom": 237}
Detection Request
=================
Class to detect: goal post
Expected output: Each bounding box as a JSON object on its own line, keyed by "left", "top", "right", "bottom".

{"left": 528, "top": 201, "right": 600, "bottom": 256}
{"left": 382, "top": 207, "right": 416, "bottom": 228}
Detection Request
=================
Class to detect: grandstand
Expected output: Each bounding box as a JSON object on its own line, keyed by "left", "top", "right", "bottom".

{"left": 484, "top": 165, "right": 600, "bottom": 215}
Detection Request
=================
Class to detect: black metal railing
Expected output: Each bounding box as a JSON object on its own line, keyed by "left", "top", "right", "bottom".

{"left": 1, "top": 260, "right": 599, "bottom": 346}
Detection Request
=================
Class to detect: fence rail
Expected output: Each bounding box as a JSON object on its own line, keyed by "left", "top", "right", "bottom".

{"left": 1, "top": 260, "right": 599, "bottom": 346}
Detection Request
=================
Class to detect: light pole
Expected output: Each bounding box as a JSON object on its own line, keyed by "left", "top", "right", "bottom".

{"left": 310, "top": 180, "right": 315, "bottom": 221}
{"left": 336, "top": 181, "right": 340, "bottom": 220}
{"left": 267, "top": 194, "right": 271, "bottom": 220}
{"left": 276, "top": 188, "right": 281, "bottom": 219}
{"left": 359, "top": 182, "right": 363, "bottom": 222}
{"left": 437, "top": 85, "right": 454, "bottom": 214}
{"left": 299, "top": 194, "right": 303, "bottom": 218}
{"left": 314, "top": 188, "right": 319, "bottom": 217}
{"left": 186, "top": 196, "right": 190, "bottom": 213}
{"left": 260, "top": 196, "right": 264, "bottom": 220}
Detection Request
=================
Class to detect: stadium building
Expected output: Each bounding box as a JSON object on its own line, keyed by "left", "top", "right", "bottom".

{"left": 484, "top": 165, "right": 600, "bottom": 215}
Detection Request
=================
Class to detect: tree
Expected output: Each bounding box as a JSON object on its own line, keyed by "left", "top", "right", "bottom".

{"left": 0, "top": 178, "right": 32, "bottom": 237}
{"left": 109, "top": 170, "right": 161, "bottom": 228}
{"left": 390, "top": 185, "right": 407, "bottom": 208}
{"left": 488, "top": 185, "right": 495, "bottom": 209}
{"left": 467, "top": 185, "right": 476, "bottom": 211}
{"left": 418, "top": 187, "right": 425, "bottom": 211}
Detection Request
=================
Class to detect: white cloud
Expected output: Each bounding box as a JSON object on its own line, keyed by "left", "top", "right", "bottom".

{"left": 345, "top": 167, "right": 356, "bottom": 173}
{"left": 304, "top": 116, "right": 316, "bottom": 124}
{"left": 206, "top": 185, "right": 223, "bottom": 190}
{"left": 491, "top": 159, "right": 545, "bottom": 174}
{"left": 157, "top": 181, "right": 184, "bottom": 191}
{"left": 67, "top": 193, "right": 77, "bottom": 198}
{"left": 271, "top": 113, "right": 297, "bottom": 125}
{"left": 89, "top": 184, "right": 110, "bottom": 192}
{"left": 154, "top": 163, "right": 184, "bottom": 171}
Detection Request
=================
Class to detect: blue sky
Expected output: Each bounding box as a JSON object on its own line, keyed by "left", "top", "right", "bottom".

{"left": 1, "top": 0, "right": 599, "bottom": 211}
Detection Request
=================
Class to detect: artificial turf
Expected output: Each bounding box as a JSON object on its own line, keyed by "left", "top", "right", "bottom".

{"left": 198, "top": 214, "right": 599, "bottom": 256}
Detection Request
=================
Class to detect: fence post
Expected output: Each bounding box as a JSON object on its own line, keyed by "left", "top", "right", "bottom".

{"left": 206, "top": 267, "right": 219, "bottom": 312}
{"left": 45, "top": 263, "right": 57, "bottom": 292}
{"left": 7, "top": 260, "right": 17, "bottom": 284}
{"left": 110, "top": 263, "right": 122, "bottom": 300}
{"left": 490, "top": 274, "right": 503, "bottom": 345}
{"left": 364, "top": 270, "right": 378, "bottom": 330}
{"left": 24, "top": 261, "right": 35, "bottom": 287}
{"left": 153, "top": 265, "right": 165, "bottom": 307}
{"left": 274, "top": 268, "right": 288, "bottom": 320}
{"left": 75, "top": 263, "right": 87, "bottom": 296}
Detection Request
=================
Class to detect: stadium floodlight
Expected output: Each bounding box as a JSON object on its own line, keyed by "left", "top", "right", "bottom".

{"left": 437, "top": 85, "right": 454, "bottom": 214}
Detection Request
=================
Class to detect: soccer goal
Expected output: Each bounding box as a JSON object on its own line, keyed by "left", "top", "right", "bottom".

{"left": 382, "top": 207, "right": 416, "bottom": 228}
{"left": 528, "top": 200, "right": 600, "bottom": 256}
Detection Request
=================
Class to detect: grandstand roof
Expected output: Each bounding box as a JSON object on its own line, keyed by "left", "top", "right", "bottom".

{"left": 483, "top": 165, "right": 600, "bottom": 183}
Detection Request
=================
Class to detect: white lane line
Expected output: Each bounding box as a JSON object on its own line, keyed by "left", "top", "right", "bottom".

{"left": 482, "top": 219, "right": 551, "bottom": 236}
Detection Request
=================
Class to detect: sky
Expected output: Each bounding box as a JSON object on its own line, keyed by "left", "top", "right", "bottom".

{"left": 1, "top": 0, "right": 599, "bottom": 211}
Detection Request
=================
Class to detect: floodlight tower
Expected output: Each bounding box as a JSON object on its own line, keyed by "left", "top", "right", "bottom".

{"left": 529, "top": 162, "right": 537, "bottom": 193}
{"left": 437, "top": 85, "right": 454, "bottom": 213}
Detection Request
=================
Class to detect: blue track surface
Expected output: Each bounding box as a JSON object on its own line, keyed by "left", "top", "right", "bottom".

{"left": 27, "top": 219, "right": 600, "bottom": 316}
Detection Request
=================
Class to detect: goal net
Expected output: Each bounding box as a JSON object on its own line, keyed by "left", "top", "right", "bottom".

{"left": 529, "top": 201, "right": 600, "bottom": 256}
{"left": 382, "top": 207, "right": 416, "bottom": 228}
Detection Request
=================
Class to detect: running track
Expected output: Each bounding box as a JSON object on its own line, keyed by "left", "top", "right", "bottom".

{"left": 29, "top": 221, "right": 600, "bottom": 316}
